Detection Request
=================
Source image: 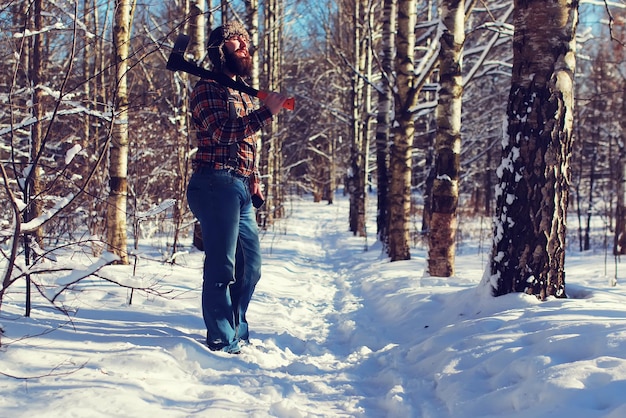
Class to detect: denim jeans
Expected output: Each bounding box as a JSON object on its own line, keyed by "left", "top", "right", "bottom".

{"left": 186, "top": 168, "right": 262, "bottom": 352}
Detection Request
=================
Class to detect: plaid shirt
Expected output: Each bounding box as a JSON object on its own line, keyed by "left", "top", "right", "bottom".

{"left": 190, "top": 78, "right": 273, "bottom": 180}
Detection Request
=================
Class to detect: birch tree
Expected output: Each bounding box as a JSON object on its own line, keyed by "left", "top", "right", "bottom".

{"left": 246, "top": 0, "right": 260, "bottom": 90}
{"left": 260, "top": 0, "right": 285, "bottom": 224}
{"left": 107, "top": 0, "right": 136, "bottom": 264}
{"left": 347, "top": 0, "right": 369, "bottom": 238}
{"left": 190, "top": 0, "right": 206, "bottom": 61}
{"left": 388, "top": 0, "right": 417, "bottom": 260}
{"left": 616, "top": 80, "right": 626, "bottom": 255}
{"left": 375, "top": 0, "right": 396, "bottom": 246}
{"left": 427, "top": 0, "right": 464, "bottom": 277}
{"left": 486, "top": 0, "right": 578, "bottom": 299}
{"left": 606, "top": 8, "right": 626, "bottom": 257}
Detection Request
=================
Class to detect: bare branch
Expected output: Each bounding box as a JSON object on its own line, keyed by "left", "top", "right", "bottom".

{"left": 0, "top": 360, "right": 87, "bottom": 380}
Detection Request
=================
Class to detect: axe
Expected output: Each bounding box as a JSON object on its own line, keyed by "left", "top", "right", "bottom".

{"left": 166, "top": 34, "right": 295, "bottom": 111}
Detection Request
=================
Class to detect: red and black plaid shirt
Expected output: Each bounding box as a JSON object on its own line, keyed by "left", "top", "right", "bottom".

{"left": 190, "top": 78, "right": 273, "bottom": 180}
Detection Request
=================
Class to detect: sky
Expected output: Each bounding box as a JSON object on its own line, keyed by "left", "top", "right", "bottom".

{"left": 1, "top": 194, "right": 626, "bottom": 417}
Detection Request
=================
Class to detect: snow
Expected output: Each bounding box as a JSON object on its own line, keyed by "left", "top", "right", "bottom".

{"left": 136, "top": 199, "right": 177, "bottom": 221}
{"left": 2, "top": 195, "right": 626, "bottom": 417}
{"left": 65, "top": 144, "right": 82, "bottom": 165}
{"left": 19, "top": 194, "right": 75, "bottom": 233}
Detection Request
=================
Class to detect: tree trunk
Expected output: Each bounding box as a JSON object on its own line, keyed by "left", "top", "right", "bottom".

{"left": 170, "top": 0, "right": 204, "bottom": 255}
{"left": 419, "top": 0, "right": 437, "bottom": 238}
{"left": 328, "top": 134, "right": 336, "bottom": 204}
{"left": 487, "top": 0, "right": 578, "bottom": 300}
{"left": 583, "top": 145, "right": 596, "bottom": 251}
{"left": 245, "top": 0, "right": 264, "bottom": 221}
{"left": 246, "top": 0, "right": 260, "bottom": 90}
{"left": 347, "top": 0, "right": 367, "bottom": 237}
{"left": 189, "top": 0, "right": 206, "bottom": 61}
{"left": 82, "top": 0, "right": 93, "bottom": 152}
{"left": 107, "top": 0, "right": 136, "bottom": 264}
{"left": 87, "top": 0, "right": 110, "bottom": 246}
{"left": 427, "top": 0, "right": 464, "bottom": 277}
{"left": 26, "top": 0, "right": 44, "bottom": 247}
{"left": 220, "top": 0, "right": 228, "bottom": 24}
{"left": 273, "top": 0, "right": 284, "bottom": 221}
{"left": 615, "top": 81, "right": 626, "bottom": 255}
{"left": 375, "top": 0, "right": 396, "bottom": 247}
{"left": 388, "top": 0, "right": 417, "bottom": 261}
{"left": 260, "top": 0, "right": 284, "bottom": 225}
{"left": 361, "top": 2, "right": 373, "bottom": 240}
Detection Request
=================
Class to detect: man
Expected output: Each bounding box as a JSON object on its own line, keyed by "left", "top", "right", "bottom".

{"left": 186, "top": 21, "right": 287, "bottom": 354}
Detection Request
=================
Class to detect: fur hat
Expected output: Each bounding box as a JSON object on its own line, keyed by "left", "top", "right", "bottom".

{"left": 207, "top": 21, "right": 250, "bottom": 72}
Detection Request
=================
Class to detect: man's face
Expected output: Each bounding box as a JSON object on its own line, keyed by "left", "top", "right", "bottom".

{"left": 224, "top": 34, "right": 252, "bottom": 77}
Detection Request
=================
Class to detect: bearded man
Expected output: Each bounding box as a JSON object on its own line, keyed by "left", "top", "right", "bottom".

{"left": 186, "top": 21, "right": 287, "bottom": 354}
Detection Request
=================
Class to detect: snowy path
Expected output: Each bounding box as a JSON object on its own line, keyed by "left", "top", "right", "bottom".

{"left": 205, "top": 198, "right": 410, "bottom": 416}
{"left": 234, "top": 199, "right": 446, "bottom": 417}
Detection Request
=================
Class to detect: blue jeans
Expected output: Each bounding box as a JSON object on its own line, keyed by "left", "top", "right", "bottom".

{"left": 186, "top": 168, "right": 262, "bottom": 352}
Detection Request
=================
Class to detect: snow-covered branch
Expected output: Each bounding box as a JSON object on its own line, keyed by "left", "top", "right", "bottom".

{"left": 135, "top": 199, "right": 177, "bottom": 221}
{"left": 0, "top": 106, "right": 113, "bottom": 137}
{"left": 19, "top": 194, "right": 75, "bottom": 233}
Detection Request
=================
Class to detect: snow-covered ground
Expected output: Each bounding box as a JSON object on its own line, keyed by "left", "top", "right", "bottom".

{"left": 2, "top": 195, "right": 626, "bottom": 417}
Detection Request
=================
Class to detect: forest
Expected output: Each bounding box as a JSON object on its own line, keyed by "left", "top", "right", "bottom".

{"left": 1, "top": 0, "right": 625, "bottom": 310}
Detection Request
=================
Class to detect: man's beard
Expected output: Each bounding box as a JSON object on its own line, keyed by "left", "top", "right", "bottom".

{"left": 225, "top": 50, "right": 252, "bottom": 77}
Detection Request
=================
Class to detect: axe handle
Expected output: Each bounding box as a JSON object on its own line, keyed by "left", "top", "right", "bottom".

{"left": 167, "top": 52, "right": 295, "bottom": 111}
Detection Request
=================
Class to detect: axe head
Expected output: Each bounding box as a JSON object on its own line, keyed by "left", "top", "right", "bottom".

{"left": 166, "top": 34, "right": 191, "bottom": 72}
{"left": 172, "top": 34, "right": 190, "bottom": 55}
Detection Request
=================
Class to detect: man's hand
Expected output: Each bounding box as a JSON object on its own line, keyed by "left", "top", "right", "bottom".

{"left": 251, "top": 181, "right": 264, "bottom": 200}
{"left": 251, "top": 181, "right": 265, "bottom": 208}
{"left": 261, "top": 92, "right": 289, "bottom": 115}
